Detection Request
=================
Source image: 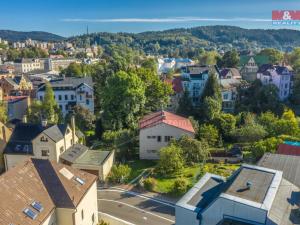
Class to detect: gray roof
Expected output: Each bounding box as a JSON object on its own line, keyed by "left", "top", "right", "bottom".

{"left": 74, "top": 150, "right": 111, "bottom": 166}
{"left": 258, "top": 153, "right": 300, "bottom": 188}
{"left": 60, "top": 144, "right": 89, "bottom": 164}
{"left": 187, "top": 175, "right": 224, "bottom": 209}
{"left": 225, "top": 167, "right": 274, "bottom": 204}
{"left": 43, "top": 124, "right": 67, "bottom": 142}
{"left": 267, "top": 178, "right": 300, "bottom": 225}
{"left": 38, "top": 77, "right": 93, "bottom": 91}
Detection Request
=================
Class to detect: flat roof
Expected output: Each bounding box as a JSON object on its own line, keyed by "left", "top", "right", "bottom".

{"left": 225, "top": 167, "right": 274, "bottom": 204}
{"left": 74, "top": 150, "right": 111, "bottom": 166}
{"left": 258, "top": 153, "right": 300, "bottom": 188}
{"left": 187, "top": 176, "right": 224, "bottom": 209}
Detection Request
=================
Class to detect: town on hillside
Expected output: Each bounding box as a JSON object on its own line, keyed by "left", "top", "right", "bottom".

{"left": 1, "top": 4, "right": 300, "bottom": 225}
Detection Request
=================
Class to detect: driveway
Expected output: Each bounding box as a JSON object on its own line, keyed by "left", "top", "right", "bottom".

{"left": 98, "top": 188, "right": 175, "bottom": 225}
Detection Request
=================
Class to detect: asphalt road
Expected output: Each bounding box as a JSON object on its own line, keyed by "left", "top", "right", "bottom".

{"left": 98, "top": 189, "right": 175, "bottom": 225}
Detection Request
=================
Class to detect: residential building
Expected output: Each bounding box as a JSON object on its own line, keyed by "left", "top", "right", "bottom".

{"left": 45, "top": 58, "right": 80, "bottom": 72}
{"left": 257, "top": 64, "right": 293, "bottom": 100}
{"left": 0, "top": 74, "right": 33, "bottom": 96}
{"left": 220, "top": 78, "right": 241, "bottom": 113}
{"left": 219, "top": 68, "right": 242, "bottom": 80}
{"left": 3, "top": 122, "right": 79, "bottom": 170}
{"left": 4, "top": 95, "right": 31, "bottom": 121}
{"left": 176, "top": 164, "right": 299, "bottom": 225}
{"left": 0, "top": 122, "right": 12, "bottom": 171}
{"left": 0, "top": 158, "right": 98, "bottom": 225}
{"left": 239, "top": 55, "right": 269, "bottom": 81}
{"left": 139, "top": 110, "right": 195, "bottom": 160}
{"left": 158, "top": 58, "right": 194, "bottom": 74}
{"left": 181, "top": 65, "right": 218, "bottom": 106}
{"left": 3, "top": 119, "right": 114, "bottom": 179}
{"left": 37, "top": 77, "right": 94, "bottom": 116}
{"left": 14, "top": 58, "right": 42, "bottom": 73}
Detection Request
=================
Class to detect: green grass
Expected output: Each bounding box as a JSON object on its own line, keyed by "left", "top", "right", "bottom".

{"left": 126, "top": 160, "right": 157, "bottom": 182}
{"left": 153, "top": 163, "right": 240, "bottom": 195}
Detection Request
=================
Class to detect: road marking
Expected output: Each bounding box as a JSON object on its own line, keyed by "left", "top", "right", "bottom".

{"left": 98, "top": 212, "right": 135, "bottom": 225}
{"left": 98, "top": 189, "right": 175, "bottom": 207}
{"left": 98, "top": 198, "right": 175, "bottom": 223}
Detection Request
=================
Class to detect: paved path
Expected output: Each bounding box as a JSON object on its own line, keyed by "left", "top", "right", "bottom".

{"left": 98, "top": 188, "right": 175, "bottom": 225}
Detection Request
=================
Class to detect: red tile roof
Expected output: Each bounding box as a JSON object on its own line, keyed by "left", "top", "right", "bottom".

{"left": 3, "top": 95, "right": 28, "bottom": 103}
{"left": 139, "top": 110, "right": 195, "bottom": 133}
{"left": 277, "top": 143, "right": 300, "bottom": 156}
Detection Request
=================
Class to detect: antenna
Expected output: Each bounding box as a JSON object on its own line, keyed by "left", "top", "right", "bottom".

{"left": 86, "top": 25, "right": 89, "bottom": 35}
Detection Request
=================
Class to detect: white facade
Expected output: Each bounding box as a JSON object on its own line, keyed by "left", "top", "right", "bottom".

{"left": 257, "top": 66, "right": 292, "bottom": 100}
{"left": 139, "top": 123, "right": 194, "bottom": 160}
{"left": 37, "top": 82, "right": 94, "bottom": 116}
{"left": 14, "top": 59, "right": 42, "bottom": 73}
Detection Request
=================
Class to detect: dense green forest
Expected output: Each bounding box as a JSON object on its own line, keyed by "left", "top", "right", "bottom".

{"left": 0, "top": 30, "right": 65, "bottom": 42}
{"left": 69, "top": 26, "right": 300, "bottom": 57}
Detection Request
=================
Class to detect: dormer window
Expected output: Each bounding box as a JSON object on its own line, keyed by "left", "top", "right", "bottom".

{"left": 40, "top": 136, "right": 48, "bottom": 142}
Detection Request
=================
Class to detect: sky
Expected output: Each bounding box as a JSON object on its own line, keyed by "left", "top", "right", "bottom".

{"left": 1, "top": 0, "right": 300, "bottom": 37}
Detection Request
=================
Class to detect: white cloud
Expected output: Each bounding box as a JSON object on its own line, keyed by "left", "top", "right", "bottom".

{"left": 61, "top": 17, "right": 272, "bottom": 23}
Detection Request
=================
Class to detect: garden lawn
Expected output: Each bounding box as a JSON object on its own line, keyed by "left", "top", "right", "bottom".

{"left": 126, "top": 160, "right": 157, "bottom": 182}
{"left": 153, "top": 163, "right": 240, "bottom": 195}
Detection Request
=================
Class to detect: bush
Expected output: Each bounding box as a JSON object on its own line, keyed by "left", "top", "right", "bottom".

{"left": 109, "top": 164, "right": 132, "bottom": 184}
{"left": 172, "top": 178, "right": 188, "bottom": 196}
{"left": 98, "top": 220, "right": 110, "bottom": 225}
{"left": 143, "top": 177, "right": 157, "bottom": 191}
{"left": 157, "top": 144, "right": 184, "bottom": 176}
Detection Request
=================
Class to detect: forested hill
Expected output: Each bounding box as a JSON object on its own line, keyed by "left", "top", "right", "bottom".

{"left": 0, "top": 30, "right": 65, "bottom": 42}
{"left": 70, "top": 25, "right": 300, "bottom": 56}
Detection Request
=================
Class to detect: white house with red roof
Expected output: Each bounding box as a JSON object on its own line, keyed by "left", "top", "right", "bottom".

{"left": 139, "top": 110, "right": 195, "bottom": 159}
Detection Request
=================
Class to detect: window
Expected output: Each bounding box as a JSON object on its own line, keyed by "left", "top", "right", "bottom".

{"left": 65, "top": 95, "right": 68, "bottom": 100}
{"left": 86, "top": 99, "right": 90, "bottom": 105}
{"left": 58, "top": 95, "right": 62, "bottom": 100}
{"left": 223, "top": 93, "right": 228, "bottom": 100}
{"left": 41, "top": 150, "right": 50, "bottom": 157}
{"left": 80, "top": 95, "right": 82, "bottom": 101}
{"left": 147, "top": 150, "right": 157, "bottom": 153}
{"left": 81, "top": 209, "right": 84, "bottom": 220}
{"left": 60, "top": 146, "right": 64, "bottom": 154}
{"left": 147, "top": 136, "right": 156, "bottom": 139}
{"left": 59, "top": 105, "right": 62, "bottom": 110}
{"left": 157, "top": 136, "right": 161, "bottom": 142}
{"left": 92, "top": 213, "right": 95, "bottom": 223}
{"left": 39, "top": 96, "right": 43, "bottom": 101}
{"left": 40, "top": 136, "right": 48, "bottom": 142}
{"left": 165, "top": 136, "right": 173, "bottom": 142}
{"left": 65, "top": 105, "right": 68, "bottom": 110}
{"left": 71, "top": 95, "right": 74, "bottom": 100}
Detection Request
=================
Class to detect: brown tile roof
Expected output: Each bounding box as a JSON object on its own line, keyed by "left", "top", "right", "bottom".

{"left": 0, "top": 158, "right": 97, "bottom": 225}
{"left": 139, "top": 110, "right": 195, "bottom": 133}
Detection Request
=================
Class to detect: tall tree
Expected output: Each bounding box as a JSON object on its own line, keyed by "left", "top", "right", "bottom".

{"left": 259, "top": 48, "right": 283, "bottom": 64}
{"left": 217, "top": 50, "right": 240, "bottom": 68}
{"left": 177, "top": 90, "right": 194, "bottom": 117}
{"left": 136, "top": 68, "right": 172, "bottom": 113}
{"left": 42, "top": 83, "right": 62, "bottom": 124}
{"left": 201, "top": 72, "right": 222, "bottom": 102}
{"left": 101, "top": 71, "right": 146, "bottom": 130}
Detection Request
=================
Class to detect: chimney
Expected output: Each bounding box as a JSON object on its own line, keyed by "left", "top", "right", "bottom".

{"left": 71, "top": 115, "right": 76, "bottom": 145}
{"left": 246, "top": 181, "right": 252, "bottom": 189}
{"left": 41, "top": 119, "right": 48, "bottom": 127}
